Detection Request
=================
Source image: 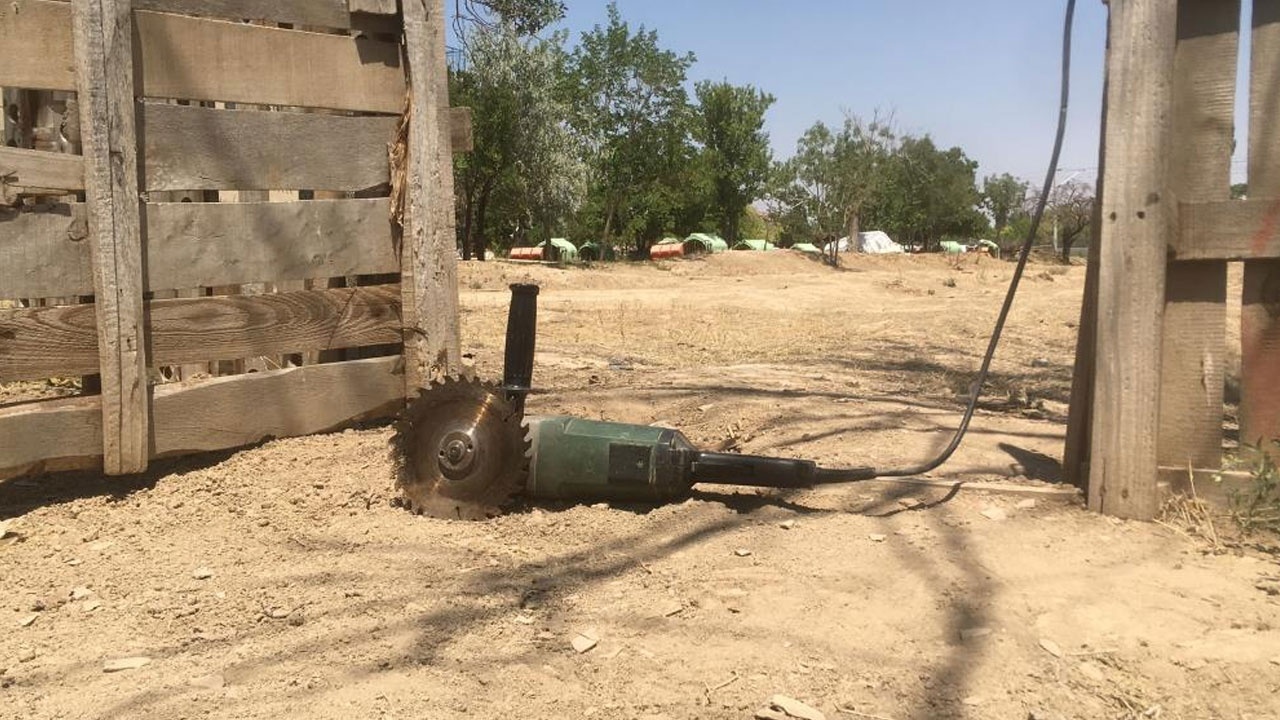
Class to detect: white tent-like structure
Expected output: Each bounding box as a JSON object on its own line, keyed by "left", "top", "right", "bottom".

{"left": 824, "top": 231, "right": 905, "bottom": 255}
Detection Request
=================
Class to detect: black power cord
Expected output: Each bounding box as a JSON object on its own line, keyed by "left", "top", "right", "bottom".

{"left": 815, "top": 0, "right": 1078, "bottom": 484}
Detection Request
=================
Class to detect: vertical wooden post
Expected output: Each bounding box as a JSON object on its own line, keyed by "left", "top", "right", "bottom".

{"left": 1158, "top": 0, "right": 1239, "bottom": 471}
{"left": 71, "top": 0, "right": 149, "bottom": 474}
{"left": 1088, "top": 0, "right": 1178, "bottom": 519}
{"left": 401, "top": 0, "right": 461, "bottom": 394}
{"left": 1240, "top": 0, "right": 1280, "bottom": 454}
{"left": 1063, "top": 35, "right": 1111, "bottom": 490}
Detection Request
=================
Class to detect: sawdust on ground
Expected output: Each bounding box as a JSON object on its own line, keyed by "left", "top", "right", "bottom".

{"left": 2, "top": 252, "right": 1278, "bottom": 720}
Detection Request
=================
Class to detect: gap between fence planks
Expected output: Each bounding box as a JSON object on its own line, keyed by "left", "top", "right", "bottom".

{"left": 1088, "top": 0, "right": 1177, "bottom": 520}
{"left": 1, "top": 3, "right": 404, "bottom": 112}
{"left": 0, "top": 285, "right": 402, "bottom": 381}
{"left": 73, "top": 0, "right": 151, "bottom": 475}
{"left": 1240, "top": 0, "right": 1280, "bottom": 453}
{"left": 1158, "top": 0, "right": 1238, "bottom": 472}
{"left": 0, "top": 356, "right": 404, "bottom": 481}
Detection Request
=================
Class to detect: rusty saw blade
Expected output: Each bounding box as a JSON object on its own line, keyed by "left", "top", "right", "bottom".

{"left": 391, "top": 376, "right": 528, "bottom": 520}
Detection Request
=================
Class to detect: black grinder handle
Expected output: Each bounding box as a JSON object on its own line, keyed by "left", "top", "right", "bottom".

{"left": 503, "top": 284, "right": 540, "bottom": 415}
{"left": 690, "top": 451, "right": 816, "bottom": 489}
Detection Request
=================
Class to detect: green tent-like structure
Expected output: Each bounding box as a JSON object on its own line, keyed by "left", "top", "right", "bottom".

{"left": 683, "top": 233, "right": 729, "bottom": 255}
{"left": 733, "top": 239, "right": 775, "bottom": 251}
{"left": 538, "top": 238, "right": 578, "bottom": 262}
{"left": 578, "top": 241, "right": 616, "bottom": 261}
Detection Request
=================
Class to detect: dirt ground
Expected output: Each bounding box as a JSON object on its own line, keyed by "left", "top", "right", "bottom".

{"left": 3, "top": 252, "right": 1279, "bottom": 720}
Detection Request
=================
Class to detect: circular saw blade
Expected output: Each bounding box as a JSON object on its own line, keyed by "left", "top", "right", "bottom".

{"left": 391, "top": 376, "right": 528, "bottom": 520}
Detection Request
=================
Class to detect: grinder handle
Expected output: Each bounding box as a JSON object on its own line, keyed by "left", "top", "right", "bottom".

{"left": 690, "top": 452, "right": 816, "bottom": 489}
{"left": 503, "top": 284, "right": 539, "bottom": 413}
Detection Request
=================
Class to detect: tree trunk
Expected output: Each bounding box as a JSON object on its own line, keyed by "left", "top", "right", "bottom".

{"left": 474, "top": 184, "right": 493, "bottom": 262}
{"left": 459, "top": 191, "right": 474, "bottom": 261}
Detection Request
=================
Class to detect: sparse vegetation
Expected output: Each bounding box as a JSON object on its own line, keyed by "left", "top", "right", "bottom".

{"left": 1225, "top": 442, "right": 1280, "bottom": 535}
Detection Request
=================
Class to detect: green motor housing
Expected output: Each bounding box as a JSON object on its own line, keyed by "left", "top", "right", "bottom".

{"left": 524, "top": 416, "right": 697, "bottom": 502}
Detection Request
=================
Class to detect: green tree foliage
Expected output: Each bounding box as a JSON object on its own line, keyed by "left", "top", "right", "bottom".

{"left": 694, "top": 81, "right": 775, "bottom": 244}
{"left": 981, "top": 173, "right": 1031, "bottom": 239}
{"left": 453, "top": 0, "right": 566, "bottom": 35}
{"left": 864, "top": 136, "right": 987, "bottom": 250}
{"left": 768, "top": 116, "right": 897, "bottom": 250}
{"left": 451, "top": 24, "right": 584, "bottom": 259}
{"left": 566, "top": 3, "right": 697, "bottom": 252}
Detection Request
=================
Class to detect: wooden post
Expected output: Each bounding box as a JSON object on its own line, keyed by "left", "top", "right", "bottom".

{"left": 1088, "top": 0, "right": 1178, "bottom": 519}
{"left": 401, "top": 0, "right": 461, "bottom": 394}
{"left": 71, "top": 0, "right": 150, "bottom": 474}
{"left": 1240, "top": 0, "right": 1280, "bottom": 454}
{"left": 1158, "top": 0, "right": 1239, "bottom": 471}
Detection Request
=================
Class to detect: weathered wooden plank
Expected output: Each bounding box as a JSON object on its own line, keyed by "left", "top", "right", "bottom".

{"left": 0, "top": 1, "right": 75, "bottom": 92}
{"left": 1158, "top": 0, "right": 1238, "bottom": 472}
{"left": 1088, "top": 0, "right": 1177, "bottom": 520}
{"left": 1176, "top": 198, "right": 1280, "bottom": 259}
{"left": 144, "top": 198, "right": 399, "bottom": 289}
{"left": 400, "top": 0, "right": 461, "bottom": 394}
{"left": 73, "top": 0, "right": 151, "bottom": 474}
{"left": 133, "top": 0, "right": 365, "bottom": 28}
{"left": 348, "top": 0, "right": 397, "bottom": 14}
{"left": 0, "top": 147, "right": 85, "bottom": 195}
{"left": 0, "top": 205, "right": 92, "bottom": 299}
{"left": 0, "top": 356, "right": 403, "bottom": 481}
{"left": 134, "top": 10, "right": 404, "bottom": 112}
{"left": 0, "top": 285, "right": 402, "bottom": 380}
{"left": 0, "top": 395, "right": 103, "bottom": 482}
{"left": 140, "top": 103, "right": 396, "bottom": 191}
{"left": 1063, "top": 42, "right": 1112, "bottom": 492}
{"left": 1240, "top": 0, "right": 1280, "bottom": 453}
{"left": 1, "top": 199, "right": 396, "bottom": 298}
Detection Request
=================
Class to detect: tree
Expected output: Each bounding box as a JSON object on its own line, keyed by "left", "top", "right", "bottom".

{"left": 767, "top": 115, "right": 897, "bottom": 262}
{"left": 1232, "top": 182, "right": 1248, "bottom": 200}
{"left": 451, "top": 24, "right": 583, "bottom": 259}
{"left": 453, "top": 0, "right": 566, "bottom": 36}
{"left": 864, "top": 135, "right": 986, "bottom": 250}
{"left": 981, "top": 173, "right": 1030, "bottom": 239}
{"left": 566, "top": 3, "right": 697, "bottom": 252}
{"left": 1048, "top": 181, "right": 1094, "bottom": 261}
{"left": 694, "top": 81, "right": 775, "bottom": 244}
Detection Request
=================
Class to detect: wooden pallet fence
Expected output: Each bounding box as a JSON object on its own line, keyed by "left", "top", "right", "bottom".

{"left": 1065, "top": 0, "right": 1280, "bottom": 519}
{"left": 0, "top": 0, "right": 471, "bottom": 480}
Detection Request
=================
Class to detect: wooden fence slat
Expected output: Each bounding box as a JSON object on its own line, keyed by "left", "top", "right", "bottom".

{"left": 144, "top": 199, "right": 400, "bottom": 289}
{"left": 1176, "top": 198, "right": 1280, "bottom": 259}
{"left": 138, "top": 104, "right": 471, "bottom": 191}
{"left": 73, "top": 0, "right": 151, "bottom": 475}
{"left": 1158, "top": 0, "right": 1239, "bottom": 471}
{"left": 0, "top": 1, "right": 75, "bottom": 92}
{"left": 0, "top": 205, "right": 92, "bottom": 300}
{"left": 0, "top": 147, "right": 86, "bottom": 194}
{"left": 1240, "top": 0, "right": 1280, "bottom": 452}
{"left": 0, "top": 284, "right": 402, "bottom": 380}
{"left": 135, "top": 10, "right": 404, "bottom": 112}
{"left": 1088, "top": 0, "right": 1178, "bottom": 520}
{"left": 140, "top": 103, "right": 396, "bottom": 191}
{"left": 133, "top": 0, "right": 377, "bottom": 29}
{"left": 1, "top": 200, "right": 396, "bottom": 299}
{"left": 0, "top": 356, "right": 403, "bottom": 481}
{"left": 348, "top": 0, "right": 397, "bottom": 14}
{"left": 400, "top": 0, "right": 461, "bottom": 394}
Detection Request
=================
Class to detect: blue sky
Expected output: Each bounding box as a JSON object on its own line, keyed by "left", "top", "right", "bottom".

{"left": 548, "top": 0, "right": 1111, "bottom": 185}
{"left": 457, "top": 1, "right": 1259, "bottom": 186}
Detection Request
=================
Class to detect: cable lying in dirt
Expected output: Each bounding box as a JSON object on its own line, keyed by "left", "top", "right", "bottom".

{"left": 814, "top": 0, "right": 1078, "bottom": 484}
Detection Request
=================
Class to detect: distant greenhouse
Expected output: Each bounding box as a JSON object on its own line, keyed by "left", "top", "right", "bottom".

{"left": 683, "top": 233, "right": 729, "bottom": 255}
{"left": 578, "top": 241, "right": 616, "bottom": 261}
{"left": 733, "top": 239, "right": 776, "bottom": 251}
{"left": 538, "top": 238, "right": 578, "bottom": 262}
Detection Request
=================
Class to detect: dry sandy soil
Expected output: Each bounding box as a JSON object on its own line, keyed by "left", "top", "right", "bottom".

{"left": 2, "top": 252, "right": 1279, "bottom": 720}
